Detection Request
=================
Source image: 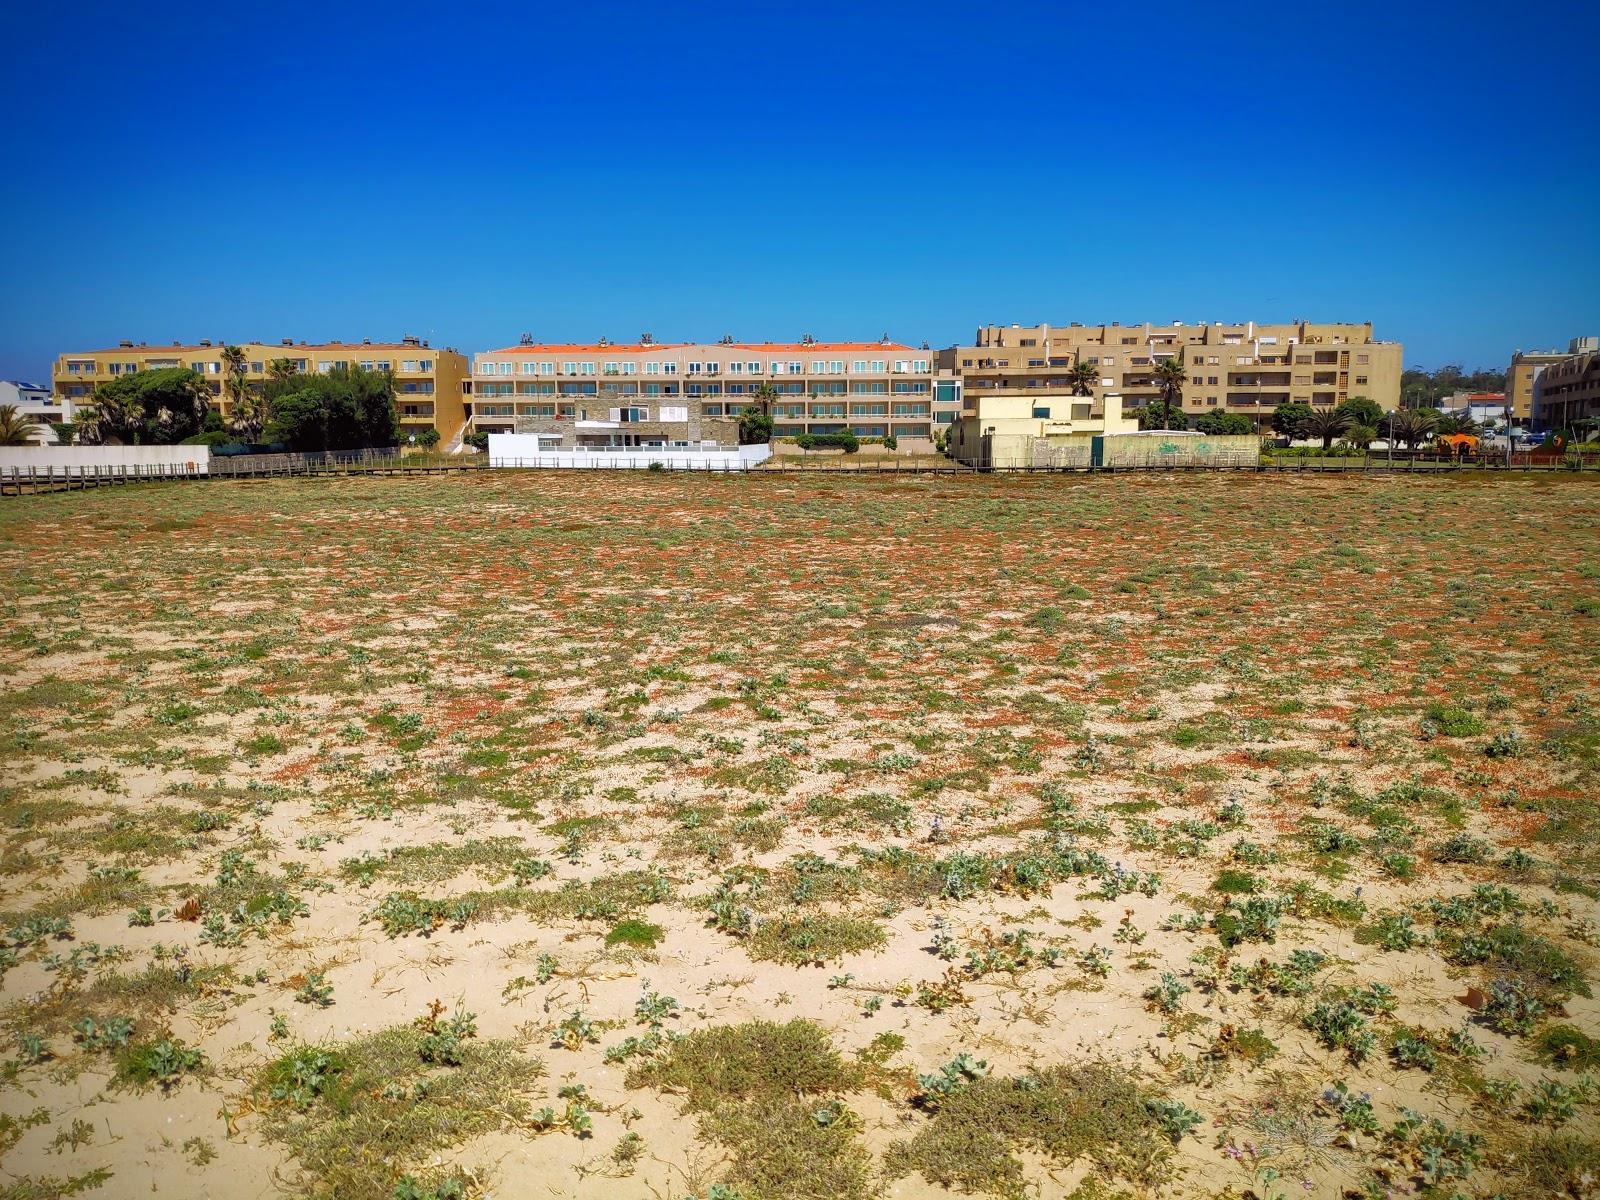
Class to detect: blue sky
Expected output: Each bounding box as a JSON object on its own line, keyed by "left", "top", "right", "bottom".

{"left": 1, "top": 0, "right": 1594, "bottom": 381}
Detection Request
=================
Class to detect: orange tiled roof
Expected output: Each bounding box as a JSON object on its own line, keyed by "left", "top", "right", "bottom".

{"left": 482, "top": 341, "right": 916, "bottom": 356}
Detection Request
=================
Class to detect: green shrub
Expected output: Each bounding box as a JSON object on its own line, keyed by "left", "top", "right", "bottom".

{"left": 1425, "top": 703, "right": 1485, "bottom": 737}
{"left": 605, "top": 919, "right": 664, "bottom": 949}
{"left": 115, "top": 1037, "right": 205, "bottom": 1089}
{"left": 885, "top": 1063, "right": 1181, "bottom": 1195}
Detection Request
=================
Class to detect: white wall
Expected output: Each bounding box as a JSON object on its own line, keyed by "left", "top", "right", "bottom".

{"left": 0, "top": 445, "right": 211, "bottom": 476}
{"left": 488, "top": 435, "right": 770, "bottom": 470}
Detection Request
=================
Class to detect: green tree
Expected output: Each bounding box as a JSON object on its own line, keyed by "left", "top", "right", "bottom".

{"left": 222, "top": 346, "right": 271, "bottom": 442}
{"left": 49, "top": 421, "right": 78, "bottom": 446}
{"left": 0, "top": 405, "right": 37, "bottom": 445}
{"left": 415, "top": 427, "right": 441, "bottom": 448}
{"left": 1154, "top": 358, "right": 1187, "bottom": 408}
{"left": 1193, "top": 410, "right": 1255, "bottom": 435}
{"left": 262, "top": 366, "right": 397, "bottom": 451}
{"left": 83, "top": 368, "right": 211, "bottom": 444}
{"left": 1434, "top": 410, "right": 1479, "bottom": 437}
{"left": 1346, "top": 423, "right": 1379, "bottom": 449}
{"left": 1386, "top": 408, "right": 1438, "bottom": 449}
{"left": 1303, "top": 407, "right": 1354, "bottom": 450}
{"left": 739, "top": 383, "right": 778, "bottom": 445}
{"left": 267, "top": 358, "right": 300, "bottom": 383}
{"left": 1337, "top": 395, "right": 1383, "bottom": 428}
{"left": 1272, "top": 401, "right": 1314, "bottom": 439}
{"left": 738, "top": 406, "right": 774, "bottom": 444}
{"left": 1138, "top": 397, "right": 1187, "bottom": 430}
{"left": 1069, "top": 359, "right": 1099, "bottom": 396}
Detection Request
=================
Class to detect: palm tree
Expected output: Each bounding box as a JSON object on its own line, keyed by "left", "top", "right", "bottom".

{"left": 1069, "top": 359, "right": 1099, "bottom": 397}
{"left": 1386, "top": 408, "right": 1437, "bottom": 450}
{"left": 81, "top": 381, "right": 141, "bottom": 444}
{"left": 0, "top": 405, "right": 37, "bottom": 446}
{"left": 221, "top": 345, "right": 260, "bottom": 440}
{"left": 267, "top": 358, "right": 300, "bottom": 384}
{"left": 1152, "top": 358, "right": 1187, "bottom": 427}
{"left": 1303, "top": 407, "right": 1353, "bottom": 450}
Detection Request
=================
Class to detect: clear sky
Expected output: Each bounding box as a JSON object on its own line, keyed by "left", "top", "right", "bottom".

{"left": 1, "top": 0, "right": 1594, "bottom": 382}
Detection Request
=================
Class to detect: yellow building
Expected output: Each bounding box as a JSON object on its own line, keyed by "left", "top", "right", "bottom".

{"left": 939, "top": 320, "right": 1403, "bottom": 431}
{"left": 1508, "top": 342, "right": 1585, "bottom": 424}
{"left": 944, "top": 389, "right": 1140, "bottom": 467}
{"left": 51, "top": 337, "right": 468, "bottom": 444}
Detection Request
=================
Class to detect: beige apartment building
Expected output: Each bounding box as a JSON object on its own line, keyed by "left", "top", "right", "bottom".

{"left": 1532, "top": 337, "right": 1600, "bottom": 434}
{"left": 1508, "top": 340, "right": 1592, "bottom": 424}
{"left": 51, "top": 337, "right": 469, "bottom": 443}
{"left": 468, "top": 337, "right": 948, "bottom": 447}
{"left": 939, "top": 320, "right": 1403, "bottom": 431}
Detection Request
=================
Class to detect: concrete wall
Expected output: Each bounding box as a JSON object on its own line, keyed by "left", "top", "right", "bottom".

{"left": 0, "top": 445, "right": 211, "bottom": 476}
{"left": 1094, "top": 433, "right": 1260, "bottom": 468}
{"left": 488, "top": 435, "right": 770, "bottom": 470}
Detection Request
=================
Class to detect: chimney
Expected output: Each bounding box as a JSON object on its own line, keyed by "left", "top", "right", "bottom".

{"left": 362, "top": 337, "right": 371, "bottom": 345}
{"left": 200, "top": 339, "right": 212, "bottom": 347}
{"left": 423, "top": 340, "right": 429, "bottom": 348}
{"left": 119, "top": 339, "right": 133, "bottom": 348}
{"left": 640, "top": 332, "right": 654, "bottom": 345}
{"left": 282, "top": 338, "right": 293, "bottom": 346}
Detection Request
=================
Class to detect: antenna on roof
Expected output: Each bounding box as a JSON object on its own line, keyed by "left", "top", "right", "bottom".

{"left": 719, "top": 334, "right": 733, "bottom": 345}
{"left": 881, "top": 332, "right": 890, "bottom": 342}
{"left": 597, "top": 336, "right": 609, "bottom": 347}
{"left": 519, "top": 332, "right": 533, "bottom": 346}
{"left": 640, "top": 332, "right": 654, "bottom": 345}
{"left": 801, "top": 333, "right": 815, "bottom": 345}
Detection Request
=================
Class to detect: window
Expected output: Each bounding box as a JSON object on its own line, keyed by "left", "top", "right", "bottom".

{"left": 687, "top": 361, "right": 702, "bottom": 374}
{"left": 1357, "top": 354, "right": 1370, "bottom": 364}
{"left": 893, "top": 360, "right": 910, "bottom": 373}
{"left": 580, "top": 362, "right": 596, "bottom": 375}
{"left": 771, "top": 361, "right": 786, "bottom": 375}
{"left": 1355, "top": 375, "right": 1368, "bottom": 385}
{"left": 662, "top": 362, "right": 677, "bottom": 374}
{"left": 520, "top": 362, "right": 536, "bottom": 375}
{"left": 852, "top": 360, "right": 867, "bottom": 373}
{"left": 746, "top": 361, "right": 761, "bottom": 374}
{"left": 830, "top": 360, "right": 843, "bottom": 373}
{"left": 728, "top": 361, "right": 742, "bottom": 374}
{"left": 871, "top": 360, "right": 886, "bottom": 373}
{"left": 913, "top": 359, "right": 929, "bottom": 372}
{"left": 622, "top": 362, "right": 637, "bottom": 376}
{"left": 1032, "top": 406, "right": 1051, "bottom": 419}
{"left": 419, "top": 360, "right": 432, "bottom": 372}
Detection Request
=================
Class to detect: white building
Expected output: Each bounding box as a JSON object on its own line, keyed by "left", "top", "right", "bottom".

{"left": 1, "top": 381, "right": 73, "bottom": 442}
